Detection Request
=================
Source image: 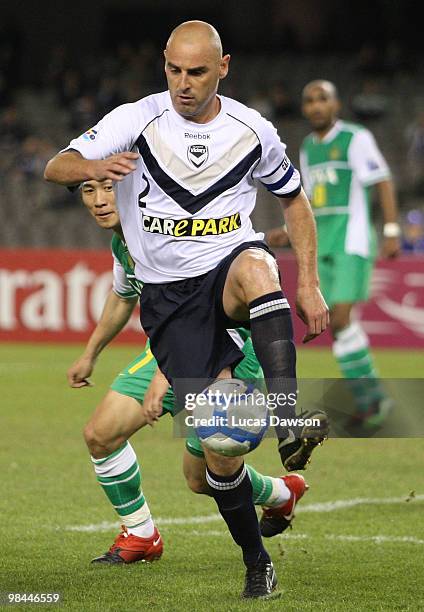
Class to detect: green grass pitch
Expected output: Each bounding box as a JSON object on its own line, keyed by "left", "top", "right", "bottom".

{"left": 1, "top": 343, "right": 423, "bottom": 611}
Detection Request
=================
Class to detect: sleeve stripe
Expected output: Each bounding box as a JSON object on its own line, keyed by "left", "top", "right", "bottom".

{"left": 263, "top": 164, "right": 295, "bottom": 192}
{"left": 362, "top": 170, "right": 392, "bottom": 186}
{"left": 260, "top": 157, "right": 287, "bottom": 179}
{"left": 277, "top": 184, "right": 302, "bottom": 199}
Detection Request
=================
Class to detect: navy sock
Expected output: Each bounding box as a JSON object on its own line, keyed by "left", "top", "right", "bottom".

{"left": 206, "top": 464, "right": 270, "bottom": 567}
{"left": 249, "top": 290, "right": 297, "bottom": 438}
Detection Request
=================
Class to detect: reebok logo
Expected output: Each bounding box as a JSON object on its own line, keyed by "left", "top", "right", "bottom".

{"left": 184, "top": 132, "right": 211, "bottom": 139}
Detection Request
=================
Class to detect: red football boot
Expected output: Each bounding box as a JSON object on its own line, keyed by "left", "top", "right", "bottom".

{"left": 91, "top": 526, "right": 163, "bottom": 564}
{"left": 260, "top": 474, "right": 309, "bottom": 538}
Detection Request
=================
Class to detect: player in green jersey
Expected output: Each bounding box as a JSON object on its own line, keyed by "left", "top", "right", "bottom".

{"left": 267, "top": 80, "right": 401, "bottom": 431}
{"left": 67, "top": 179, "right": 309, "bottom": 564}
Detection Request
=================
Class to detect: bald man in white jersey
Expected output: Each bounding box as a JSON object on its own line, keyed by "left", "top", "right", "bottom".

{"left": 45, "top": 21, "right": 328, "bottom": 600}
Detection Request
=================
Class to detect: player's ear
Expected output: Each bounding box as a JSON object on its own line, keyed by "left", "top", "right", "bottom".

{"left": 219, "top": 54, "right": 231, "bottom": 80}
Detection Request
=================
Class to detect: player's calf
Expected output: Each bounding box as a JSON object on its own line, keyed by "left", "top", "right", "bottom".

{"left": 224, "top": 247, "right": 328, "bottom": 470}
{"left": 83, "top": 393, "right": 161, "bottom": 565}
{"left": 90, "top": 441, "right": 161, "bottom": 564}
{"left": 204, "top": 451, "right": 266, "bottom": 568}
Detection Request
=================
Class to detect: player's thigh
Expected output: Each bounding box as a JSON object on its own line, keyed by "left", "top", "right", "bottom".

{"left": 110, "top": 345, "right": 156, "bottom": 403}
{"left": 112, "top": 344, "right": 177, "bottom": 416}
{"left": 111, "top": 344, "right": 175, "bottom": 414}
{"left": 87, "top": 345, "right": 171, "bottom": 443}
{"left": 87, "top": 390, "right": 148, "bottom": 443}
{"left": 222, "top": 248, "right": 280, "bottom": 320}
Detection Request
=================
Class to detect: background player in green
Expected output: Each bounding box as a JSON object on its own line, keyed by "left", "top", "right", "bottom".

{"left": 67, "top": 178, "right": 308, "bottom": 564}
{"left": 267, "top": 80, "right": 401, "bottom": 429}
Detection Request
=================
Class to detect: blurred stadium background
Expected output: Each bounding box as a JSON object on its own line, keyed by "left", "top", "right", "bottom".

{"left": 1, "top": 3, "right": 424, "bottom": 610}
{"left": 1, "top": 0, "right": 423, "bottom": 347}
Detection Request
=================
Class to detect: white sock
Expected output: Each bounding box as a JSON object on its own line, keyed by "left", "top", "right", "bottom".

{"left": 127, "top": 518, "right": 155, "bottom": 538}
{"left": 265, "top": 477, "right": 291, "bottom": 508}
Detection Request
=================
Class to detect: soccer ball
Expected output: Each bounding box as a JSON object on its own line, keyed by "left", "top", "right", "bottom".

{"left": 192, "top": 378, "right": 270, "bottom": 456}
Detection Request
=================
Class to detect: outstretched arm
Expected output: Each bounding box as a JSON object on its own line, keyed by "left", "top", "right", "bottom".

{"left": 44, "top": 150, "right": 139, "bottom": 186}
{"left": 67, "top": 290, "right": 137, "bottom": 387}
{"left": 279, "top": 188, "right": 329, "bottom": 342}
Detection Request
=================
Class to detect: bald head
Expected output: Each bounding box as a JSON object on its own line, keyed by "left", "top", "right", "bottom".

{"left": 166, "top": 21, "right": 223, "bottom": 61}
{"left": 302, "top": 80, "right": 339, "bottom": 101}
{"left": 164, "top": 20, "right": 230, "bottom": 123}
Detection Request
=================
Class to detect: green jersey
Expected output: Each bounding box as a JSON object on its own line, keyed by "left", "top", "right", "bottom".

{"left": 300, "top": 120, "right": 390, "bottom": 258}
{"left": 111, "top": 233, "right": 143, "bottom": 298}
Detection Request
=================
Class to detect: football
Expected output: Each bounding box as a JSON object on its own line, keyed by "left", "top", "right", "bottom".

{"left": 192, "top": 378, "right": 270, "bottom": 456}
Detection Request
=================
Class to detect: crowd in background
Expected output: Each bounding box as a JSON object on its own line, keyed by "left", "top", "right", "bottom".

{"left": 1, "top": 32, "right": 423, "bottom": 250}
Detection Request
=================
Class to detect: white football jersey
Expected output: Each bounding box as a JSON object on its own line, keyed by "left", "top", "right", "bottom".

{"left": 67, "top": 91, "right": 301, "bottom": 282}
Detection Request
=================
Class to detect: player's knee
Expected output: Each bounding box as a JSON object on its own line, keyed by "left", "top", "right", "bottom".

{"left": 83, "top": 421, "right": 102, "bottom": 455}
{"left": 83, "top": 420, "right": 121, "bottom": 457}
{"left": 185, "top": 473, "right": 208, "bottom": 494}
{"left": 236, "top": 250, "right": 279, "bottom": 291}
{"left": 205, "top": 452, "right": 243, "bottom": 476}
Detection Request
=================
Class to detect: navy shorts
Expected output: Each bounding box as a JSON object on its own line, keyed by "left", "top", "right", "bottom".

{"left": 139, "top": 240, "right": 275, "bottom": 408}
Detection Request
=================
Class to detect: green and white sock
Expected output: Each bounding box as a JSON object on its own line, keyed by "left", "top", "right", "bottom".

{"left": 246, "top": 464, "right": 290, "bottom": 508}
{"left": 92, "top": 441, "right": 154, "bottom": 538}
{"left": 333, "top": 322, "right": 385, "bottom": 412}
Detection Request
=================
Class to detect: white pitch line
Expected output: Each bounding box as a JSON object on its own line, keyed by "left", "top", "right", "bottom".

{"left": 187, "top": 531, "right": 309, "bottom": 539}
{"left": 328, "top": 534, "right": 424, "bottom": 545}
{"left": 65, "top": 521, "right": 120, "bottom": 533}
{"left": 64, "top": 494, "right": 423, "bottom": 533}
{"left": 64, "top": 514, "right": 222, "bottom": 532}
{"left": 187, "top": 531, "right": 424, "bottom": 545}
{"left": 296, "top": 494, "right": 424, "bottom": 514}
